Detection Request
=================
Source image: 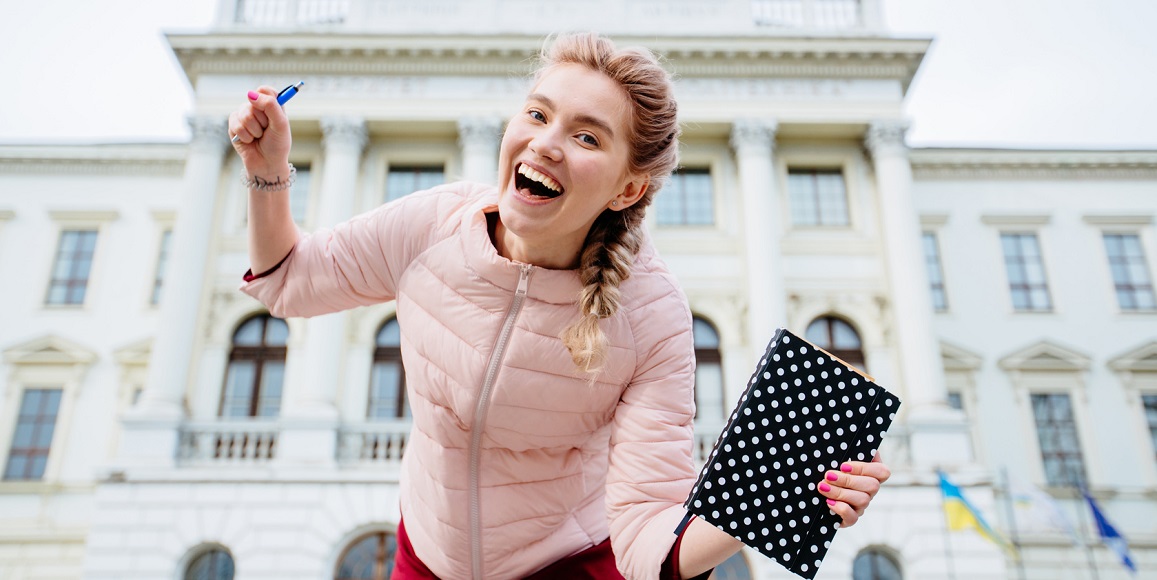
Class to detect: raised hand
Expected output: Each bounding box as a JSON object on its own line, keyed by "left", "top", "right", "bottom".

{"left": 815, "top": 454, "right": 891, "bottom": 528}
{"left": 228, "top": 86, "right": 293, "bottom": 181}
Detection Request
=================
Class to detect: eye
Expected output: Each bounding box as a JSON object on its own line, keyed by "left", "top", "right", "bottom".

{"left": 578, "top": 133, "right": 599, "bottom": 147}
{"left": 528, "top": 109, "right": 546, "bottom": 123}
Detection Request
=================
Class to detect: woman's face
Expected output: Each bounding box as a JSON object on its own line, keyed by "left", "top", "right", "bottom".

{"left": 495, "top": 63, "right": 646, "bottom": 269}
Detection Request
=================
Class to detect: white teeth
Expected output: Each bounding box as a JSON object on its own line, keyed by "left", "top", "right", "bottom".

{"left": 517, "top": 164, "right": 562, "bottom": 193}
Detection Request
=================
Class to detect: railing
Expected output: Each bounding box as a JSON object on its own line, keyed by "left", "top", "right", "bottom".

{"left": 337, "top": 421, "right": 411, "bottom": 465}
{"left": 223, "top": 0, "right": 868, "bottom": 31}
{"left": 178, "top": 421, "right": 279, "bottom": 465}
{"left": 752, "top": 0, "right": 862, "bottom": 30}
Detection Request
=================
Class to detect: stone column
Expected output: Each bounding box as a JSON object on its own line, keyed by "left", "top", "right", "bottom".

{"left": 731, "top": 119, "right": 786, "bottom": 354}
{"left": 120, "top": 115, "right": 229, "bottom": 467}
{"left": 866, "top": 120, "right": 971, "bottom": 465}
{"left": 458, "top": 116, "right": 504, "bottom": 184}
{"left": 278, "top": 117, "right": 368, "bottom": 466}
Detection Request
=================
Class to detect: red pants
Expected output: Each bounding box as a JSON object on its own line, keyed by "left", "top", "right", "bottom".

{"left": 392, "top": 518, "right": 626, "bottom": 579}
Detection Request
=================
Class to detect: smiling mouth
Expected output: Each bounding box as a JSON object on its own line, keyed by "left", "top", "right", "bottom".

{"left": 515, "top": 163, "right": 565, "bottom": 199}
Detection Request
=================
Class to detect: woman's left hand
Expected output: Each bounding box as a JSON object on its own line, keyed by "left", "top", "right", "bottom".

{"left": 815, "top": 454, "right": 891, "bottom": 528}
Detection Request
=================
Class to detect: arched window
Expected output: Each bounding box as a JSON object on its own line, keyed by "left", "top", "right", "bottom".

{"left": 185, "top": 548, "right": 234, "bottom": 580}
{"left": 369, "top": 318, "right": 409, "bottom": 419}
{"left": 805, "top": 316, "right": 866, "bottom": 372}
{"left": 713, "top": 550, "right": 753, "bottom": 580}
{"left": 692, "top": 316, "right": 724, "bottom": 423}
{"left": 852, "top": 547, "right": 903, "bottom": 580}
{"left": 335, "top": 531, "right": 398, "bottom": 580}
{"left": 221, "top": 314, "right": 287, "bottom": 418}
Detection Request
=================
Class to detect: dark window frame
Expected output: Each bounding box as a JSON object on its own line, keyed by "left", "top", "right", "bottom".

{"left": 185, "top": 548, "right": 235, "bottom": 580}
{"left": 691, "top": 316, "right": 723, "bottom": 422}
{"left": 804, "top": 315, "right": 867, "bottom": 372}
{"left": 220, "top": 315, "right": 288, "bottom": 418}
{"left": 369, "top": 318, "right": 409, "bottom": 419}
{"left": 334, "top": 531, "right": 398, "bottom": 580}
{"left": 1031, "top": 392, "right": 1087, "bottom": 487}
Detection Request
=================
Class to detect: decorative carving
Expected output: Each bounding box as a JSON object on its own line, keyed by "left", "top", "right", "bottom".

{"left": 729, "top": 119, "right": 778, "bottom": 155}
{"left": 457, "top": 116, "right": 505, "bottom": 149}
{"left": 865, "top": 120, "right": 910, "bottom": 159}
{"left": 321, "top": 116, "right": 369, "bottom": 151}
{"left": 186, "top": 115, "right": 229, "bottom": 154}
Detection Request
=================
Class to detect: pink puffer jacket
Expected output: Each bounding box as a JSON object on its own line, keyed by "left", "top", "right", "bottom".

{"left": 241, "top": 183, "right": 698, "bottom": 579}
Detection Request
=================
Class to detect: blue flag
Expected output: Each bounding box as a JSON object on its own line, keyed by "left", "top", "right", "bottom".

{"left": 1082, "top": 489, "right": 1136, "bottom": 575}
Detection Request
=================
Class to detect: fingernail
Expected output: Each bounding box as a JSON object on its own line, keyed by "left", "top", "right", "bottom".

{"left": 826, "top": 499, "right": 836, "bottom": 506}
{"left": 248, "top": 91, "right": 259, "bottom": 101}
{"left": 841, "top": 463, "right": 853, "bottom": 473}
{"left": 826, "top": 472, "right": 839, "bottom": 482}
{"left": 819, "top": 483, "right": 831, "bottom": 492}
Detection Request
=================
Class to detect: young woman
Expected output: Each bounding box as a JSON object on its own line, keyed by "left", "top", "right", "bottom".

{"left": 229, "top": 33, "right": 890, "bottom": 580}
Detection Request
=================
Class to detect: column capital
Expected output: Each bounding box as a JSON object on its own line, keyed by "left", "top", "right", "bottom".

{"left": 865, "top": 120, "right": 911, "bottom": 159}
{"left": 321, "top": 116, "right": 368, "bottom": 151}
{"left": 729, "top": 119, "right": 778, "bottom": 154}
{"left": 457, "top": 116, "right": 505, "bottom": 149}
{"left": 186, "top": 115, "right": 229, "bottom": 155}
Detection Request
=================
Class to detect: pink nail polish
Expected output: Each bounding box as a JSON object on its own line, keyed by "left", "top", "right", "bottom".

{"left": 841, "top": 463, "right": 853, "bottom": 473}
{"left": 248, "top": 91, "right": 259, "bottom": 101}
{"left": 826, "top": 499, "right": 836, "bottom": 506}
{"left": 826, "top": 472, "right": 839, "bottom": 482}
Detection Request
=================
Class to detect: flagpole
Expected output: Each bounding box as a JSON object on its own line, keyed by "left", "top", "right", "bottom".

{"left": 999, "top": 466, "right": 1027, "bottom": 580}
{"left": 938, "top": 470, "right": 958, "bottom": 580}
{"left": 1069, "top": 475, "right": 1100, "bottom": 580}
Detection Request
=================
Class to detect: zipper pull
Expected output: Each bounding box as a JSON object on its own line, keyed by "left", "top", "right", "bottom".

{"left": 516, "top": 263, "right": 531, "bottom": 297}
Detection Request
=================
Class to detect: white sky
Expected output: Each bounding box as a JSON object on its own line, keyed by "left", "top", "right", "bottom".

{"left": 1, "top": 0, "right": 1154, "bottom": 148}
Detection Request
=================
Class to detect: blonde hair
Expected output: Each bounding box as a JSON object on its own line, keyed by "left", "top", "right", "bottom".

{"left": 539, "top": 33, "right": 681, "bottom": 374}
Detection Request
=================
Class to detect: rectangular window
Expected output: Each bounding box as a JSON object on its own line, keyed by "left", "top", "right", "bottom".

{"left": 1104, "top": 233, "right": 1156, "bottom": 310}
{"left": 788, "top": 169, "right": 849, "bottom": 226}
{"left": 46, "top": 229, "right": 98, "bottom": 305}
{"left": 1001, "top": 233, "right": 1052, "bottom": 311}
{"left": 656, "top": 168, "right": 713, "bottom": 226}
{"left": 923, "top": 231, "right": 948, "bottom": 311}
{"left": 4, "top": 388, "right": 63, "bottom": 481}
{"left": 1145, "top": 394, "right": 1157, "bottom": 465}
{"left": 151, "top": 229, "right": 172, "bottom": 305}
{"left": 946, "top": 391, "right": 963, "bottom": 411}
{"left": 386, "top": 165, "right": 445, "bottom": 203}
{"left": 290, "top": 164, "right": 312, "bottom": 225}
{"left": 1031, "top": 393, "right": 1086, "bottom": 487}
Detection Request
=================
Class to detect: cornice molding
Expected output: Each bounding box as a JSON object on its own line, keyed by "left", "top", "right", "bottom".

{"left": 979, "top": 214, "right": 1051, "bottom": 227}
{"left": 167, "top": 33, "right": 929, "bottom": 89}
{"left": 911, "top": 148, "right": 1157, "bottom": 179}
{"left": 0, "top": 144, "right": 187, "bottom": 176}
{"left": 998, "top": 340, "right": 1091, "bottom": 372}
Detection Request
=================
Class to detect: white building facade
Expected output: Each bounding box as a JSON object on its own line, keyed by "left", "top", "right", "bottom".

{"left": 1, "top": 1, "right": 1154, "bottom": 579}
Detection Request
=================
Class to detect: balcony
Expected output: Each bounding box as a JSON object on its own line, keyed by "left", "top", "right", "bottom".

{"left": 217, "top": 0, "right": 879, "bottom": 34}
{"left": 176, "top": 419, "right": 723, "bottom": 468}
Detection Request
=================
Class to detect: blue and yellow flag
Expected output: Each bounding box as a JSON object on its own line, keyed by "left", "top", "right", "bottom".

{"left": 938, "top": 471, "right": 1013, "bottom": 552}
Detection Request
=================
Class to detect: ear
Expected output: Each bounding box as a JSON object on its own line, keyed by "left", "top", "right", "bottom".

{"left": 610, "top": 175, "right": 649, "bottom": 211}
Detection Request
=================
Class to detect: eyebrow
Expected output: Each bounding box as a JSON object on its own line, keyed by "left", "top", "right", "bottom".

{"left": 527, "top": 93, "right": 617, "bottom": 140}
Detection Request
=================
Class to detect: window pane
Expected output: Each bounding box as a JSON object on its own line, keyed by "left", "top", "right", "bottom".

{"left": 185, "top": 549, "right": 235, "bottom": 580}
{"left": 234, "top": 318, "right": 265, "bottom": 346}
{"left": 264, "top": 318, "right": 289, "bottom": 346}
{"left": 377, "top": 319, "right": 401, "bottom": 347}
{"left": 290, "top": 165, "right": 311, "bottom": 224}
{"left": 152, "top": 229, "right": 172, "bottom": 305}
{"left": 369, "top": 362, "right": 402, "bottom": 419}
{"left": 853, "top": 549, "right": 903, "bottom": 580}
{"left": 947, "top": 392, "right": 963, "bottom": 411}
{"left": 386, "top": 166, "right": 445, "bottom": 203}
{"left": 831, "top": 319, "right": 861, "bottom": 349}
{"left": 46, "top": 230, "right": 97, "bottom": 305}
{"left": 712, "top": 550, "right": 752, "bottom": 580}
{"left": 1031, "top": 393, "right": 1085, "bottom": 486}
{"left": 692, "top": 318, "right": 720, "bottom": 348}
{"left": 788, "top": 170, "right": 848, "bottom": 227}
{"left": 1002, "top": 233, "right": 1051, "bottom": 312}
{"left": 257, "top": 362, "right": 284, "bottom": 417}
{"left": 4, "top": 388, "right": 63, "bottom": 481}
{"left": 222, "top": 362, "right": 256, "bottom": 417}
{"left": 694, "top": 362, "right": 725, "bottom": 423}
{"left": 656, "top": 168, "right": 713, "bottom": 226}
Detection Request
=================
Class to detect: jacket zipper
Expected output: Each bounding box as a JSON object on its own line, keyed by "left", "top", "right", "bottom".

{"left": 469, "top": 263, "right": 532, "bottom": 580}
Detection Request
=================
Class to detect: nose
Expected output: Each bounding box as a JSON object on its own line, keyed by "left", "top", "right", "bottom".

{"left": 528, "top": 126, "right": 564, "bottom": 162}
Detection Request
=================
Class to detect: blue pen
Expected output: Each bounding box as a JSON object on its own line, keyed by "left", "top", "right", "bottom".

{"left": 231, "top": 81, "right": 305, "bottom": 143}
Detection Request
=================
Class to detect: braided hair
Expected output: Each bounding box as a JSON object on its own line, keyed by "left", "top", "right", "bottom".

{"left": 538, "top": 33, "right": 681, "bottom": 374}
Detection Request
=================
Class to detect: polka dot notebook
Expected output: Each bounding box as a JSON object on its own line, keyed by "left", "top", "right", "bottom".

{"left": 679, "top": 328, "right": 901, "bottom": 579}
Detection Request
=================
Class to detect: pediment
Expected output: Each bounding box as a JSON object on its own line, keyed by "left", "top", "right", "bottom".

{"left": 3, "top": 335, "right": 97, "bottom": 366}
{"left": 113, "top": 338, "right": 152, "bottom": 366}
{"left": 941, "top": 340, "right": 982, "bottom": 371}
{"left": 998, "top": 340, "right": 1090, "bottom": 372}
{"left": 1108, "top": 342, "right": 1157, "bottom": 372}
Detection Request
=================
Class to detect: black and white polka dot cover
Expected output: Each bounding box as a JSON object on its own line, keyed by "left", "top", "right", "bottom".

{"left": 680, "top": 328, "right": 901, "bottom": 579}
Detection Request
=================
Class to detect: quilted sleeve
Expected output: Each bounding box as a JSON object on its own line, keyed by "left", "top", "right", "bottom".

{"left": 239, "top": 183, "right": 479, "bottom": 318}
{"left": 606, "top": 274, "right": 699, "bottom": 580}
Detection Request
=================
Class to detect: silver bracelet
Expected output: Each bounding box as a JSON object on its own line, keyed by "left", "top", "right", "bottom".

{"left": 241, "top": 163, "right": 296, "bottom": 192}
